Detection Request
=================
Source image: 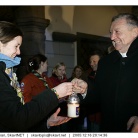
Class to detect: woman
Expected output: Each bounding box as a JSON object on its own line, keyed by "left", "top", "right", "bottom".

{"left": 0, "top": 21, "right": 87, "bottom": 132}
{"left": 67, "top": 65, "right": 86, "bottom": 132}
{"left": 49, "top": 62, "right": 67, "bottom": 87}
{"left": 21, "top": 54, "right": 53, "bottom": 103}
{"left": 68, "top": 65, "right": 84, "bottom": 82}
{"left": 49, "top": 62, "right": 69, "bottom": 131}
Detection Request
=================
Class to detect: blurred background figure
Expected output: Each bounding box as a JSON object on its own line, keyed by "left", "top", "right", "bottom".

{"left": 20, "top": 54, "right": 71, "bottom": 132}
{"left": 21, "top": 54, "right": 52, "bottom": 103}
{"left": 67, "top": 65, "right": 88, "bottom": 132}
{"left": 83, "top": 50, "right": 104, "bottom": 132}
{"left": 68, "top": 65, "right": 84, "bottom": 81}
{"left": 49, "top": 62, "right": 68, "bottom": 132}
{"left": 107, "top": 45, "right": 115, "bottom": 54}
{"left": 49, "top": 62, "right": 67, "bottom": 88}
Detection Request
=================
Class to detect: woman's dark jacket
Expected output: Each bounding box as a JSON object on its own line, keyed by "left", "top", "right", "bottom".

{"left": 85, "top": 37, "right": 138, "bottom": 132}
{"left": 0, "top": 62, "right": 58, "bottom": 132}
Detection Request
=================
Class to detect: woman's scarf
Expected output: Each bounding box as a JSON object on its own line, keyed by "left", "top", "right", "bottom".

{"left": 0, "top": 53, "right": 21, "bottom": 68}
{"left": 0, "top": 53, "right": 24, "bottom": 104}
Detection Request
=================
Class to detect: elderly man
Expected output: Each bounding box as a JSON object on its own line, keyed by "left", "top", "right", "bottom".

{"left": 85, "top": 13, "right": 138, "bottom": 132}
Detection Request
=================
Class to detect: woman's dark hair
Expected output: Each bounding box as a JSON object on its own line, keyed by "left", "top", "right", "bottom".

{"left": 27, "top": 54, "right": 47, "bottom": 72}
{"left": 0, "top": 21, "right": 23, "bottom": 44}
{"left": 71, "top": 65, "right": 83, "bottom": 79}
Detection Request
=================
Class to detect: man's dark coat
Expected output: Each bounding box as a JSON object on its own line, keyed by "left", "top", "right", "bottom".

{"left": 86, "top": 37, "right": 138, "bottom": 132}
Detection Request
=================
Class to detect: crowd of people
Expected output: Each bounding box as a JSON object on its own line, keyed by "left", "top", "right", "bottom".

{"left": 0, "top": 12, "right": 138, "bottom": 133}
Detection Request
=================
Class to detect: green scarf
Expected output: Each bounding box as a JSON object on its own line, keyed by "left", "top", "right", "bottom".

{"left": 32, "top": 70, "right": 49, "bottom": 89}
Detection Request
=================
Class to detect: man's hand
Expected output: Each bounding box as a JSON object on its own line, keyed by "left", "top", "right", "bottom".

{"left": 127, "top": 116, "right": 138, "bottom": 132}
{"left": 47, "top": 108, "right": 71, "bottom": 127}
{"left": 71, "top": 78, "right": 87, "bottom": 94}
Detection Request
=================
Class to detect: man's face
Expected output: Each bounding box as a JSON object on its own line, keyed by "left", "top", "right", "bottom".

{"left": 89, "top": 55, "right": 100, "bottom": 71}
{"left": 110, "top": 18, "right": 138, "bottom": 53}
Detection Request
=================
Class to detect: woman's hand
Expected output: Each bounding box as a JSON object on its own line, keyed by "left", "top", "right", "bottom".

{"left": 47, "top": 108, "right": 71, "bottom": 127}
{"left": 53, "top": 82, "right": 73, "bottom": 98}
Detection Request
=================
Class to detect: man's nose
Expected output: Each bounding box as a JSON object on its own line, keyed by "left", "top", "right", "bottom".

{"left": 110, "top": 32, "right": 116, "bottom": 41}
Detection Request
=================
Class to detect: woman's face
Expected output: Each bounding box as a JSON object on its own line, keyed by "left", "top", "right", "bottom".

{"left": 40, "top": 60, "right": 48, "bottom": 73}
{"left": 56, "top": 65, "right": 66, "bottom": 77}
{"left": 0, "top": 36, "right": 22, "bottom": 59}
{"left": 74, "top": 68, "right": 82, "bottom": 79}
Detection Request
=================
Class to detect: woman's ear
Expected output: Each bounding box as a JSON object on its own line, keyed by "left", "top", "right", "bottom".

{"left": 40, "top": 62, "right": 43, "bottom": 66}
{"left": 0, "top": 41, "right": 3, "bottom": 52}
{"left": 41, "top": 61, "right": 46, "bottom": 67}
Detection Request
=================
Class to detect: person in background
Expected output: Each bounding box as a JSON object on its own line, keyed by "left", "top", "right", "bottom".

{"left": 0, "top": 21, "right": 87, "bottom": 132}
{"left": 49, "top": 62, "right": 68, "bottom": 106}
{"left": 89, "top": 50, "right": 103, "bottom": 76}
{"left": 68, "top": 65, "right": 84, "bottom": 82}
{"left": 67, "top": 65, "right": 87, "bottom": 132}
{"left": 21, "top": 54, "right": 71, "bottom": 131}
{"left": 107, "top": 45, "right": 115, "bottom": 54}
{"left": 49, "top": 62, "right": 69, "bottom": 132}
{"left": 84, "top": 50, "right": 104, "bottom": 132}
{"left": 21, "top": 54, "right": 53, "bottom": 103}
{"left": 49, "top": 62, "right": 67, "bottom": 88}
{"left": 85, "top": 13, "right": 138, "bottom": 132}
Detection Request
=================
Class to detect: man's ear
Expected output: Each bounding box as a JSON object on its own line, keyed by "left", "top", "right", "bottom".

{"left": 133, "top": 27, "right": 138, "bottom": 38}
